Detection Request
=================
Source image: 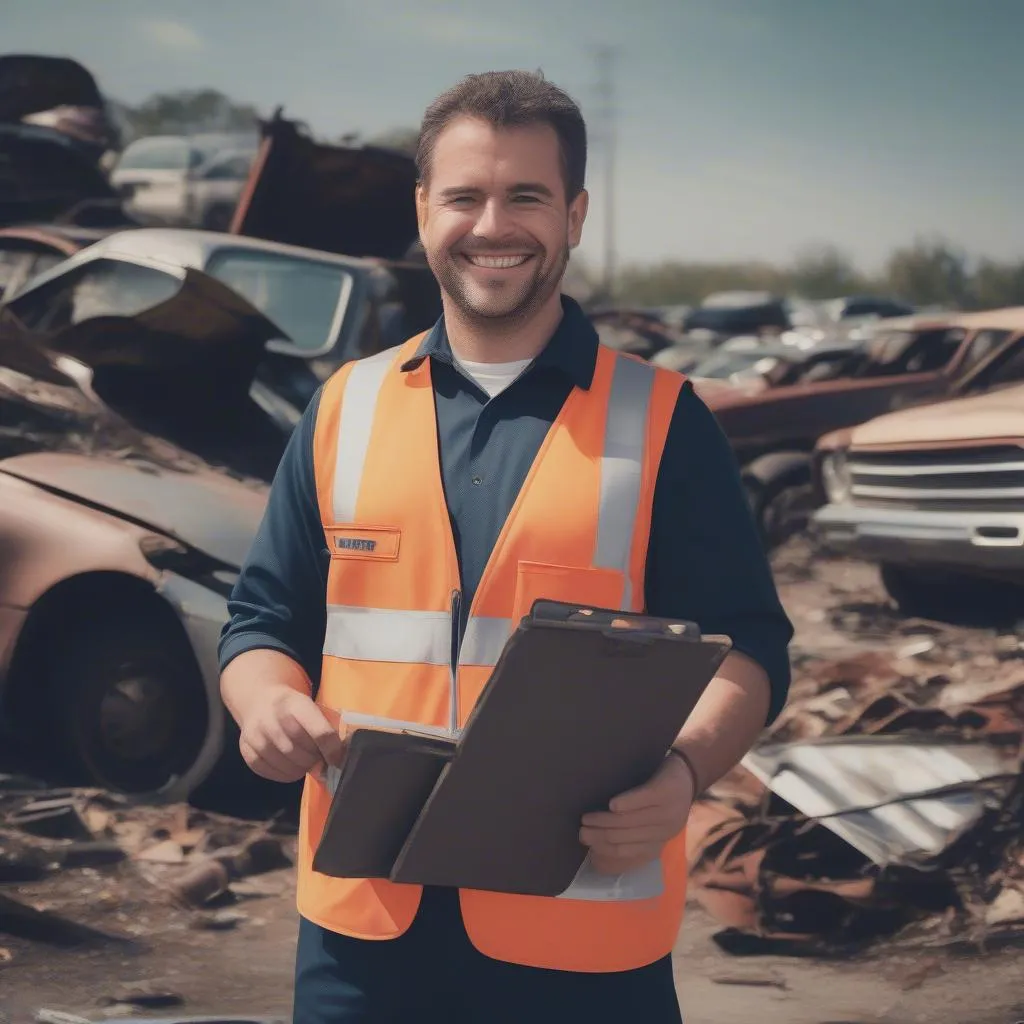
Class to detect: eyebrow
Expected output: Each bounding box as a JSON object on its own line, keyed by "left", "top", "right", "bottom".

{"left": 438, "top": 182, "right": 555, "bottom": 200}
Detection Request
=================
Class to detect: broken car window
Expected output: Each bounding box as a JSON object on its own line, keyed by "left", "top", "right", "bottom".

{"left": 961, "top": 329, "right": 1011, "bottom": 372}
{"left": 857, "top": 327, "right": 965, "bottom": 377}
{"left": 204, "top": 248, "right": 352, "bottom": 353}
{"left": 6, "top": 258, "right": 181, "bottom": 333}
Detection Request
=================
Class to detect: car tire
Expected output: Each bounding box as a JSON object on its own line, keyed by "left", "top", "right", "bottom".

{"left": 44, "top": 607, "right": 209, "bottom": 794}
{"left": 744, "top": 476, "right": 804, "bottom": 550}
{"left": 878, "top": 563, "right": 1020, "bottom": 623}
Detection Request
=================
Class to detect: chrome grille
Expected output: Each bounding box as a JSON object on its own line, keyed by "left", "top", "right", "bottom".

{"left": 848, "top": 445, "right": 1024, "bottom": 513}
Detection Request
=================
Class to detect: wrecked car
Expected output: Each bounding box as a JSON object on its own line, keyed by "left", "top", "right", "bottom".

{"left": 812, "top": 333, "right": 1024, "bottom": 618}
{"left": 230, "top": 109, "right": 421, "bottom": 262}
{"left": 0, "top": 223, "right": 112, "bottom": 300}
{"left": 0, "top": 266, "right": 321, "bottom": 797}
{"left": 701, "top": 308, "right": 1024, "bottom": 546}
{"left": 0, "top": 54, "right": 129, "bottom": 230}
{"left": 688, "top": 336, "right": 865, "bottom": 391}
{"left": 110, "top": 132, "right": 259, "bottom": 231}
{"left": 1, "top": 226, "right": 440, "bottom": 425}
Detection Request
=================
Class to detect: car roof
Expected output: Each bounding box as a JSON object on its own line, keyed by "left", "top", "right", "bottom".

{"left": 66, "top": 226, "right": 376, "bottom": 272}
{"left": 0, "top": 223, "right": 112, "bottom": 248}
{"left": 952, "top": 306, "right": 1024, "bottom": 332}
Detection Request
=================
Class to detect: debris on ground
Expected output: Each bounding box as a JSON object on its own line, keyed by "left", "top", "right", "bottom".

{"left": 687, "top": 627, "right": 1024, "bottom": 956}
{"left": 0, "top": 782, "right": 296, "bottom": 953}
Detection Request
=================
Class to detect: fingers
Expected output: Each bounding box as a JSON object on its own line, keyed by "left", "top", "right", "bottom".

{"left": 580, "top": 823, "right": 672, "bottom": 848}
{"left": 288, "top": 699, "right": 347, "bottom": 767}
{"left": 608, "top": 784, "right": 662, "bottom": 813}
{"left": 581, "top": 805, "right": 671, "bottom": 830}
{"left": 239, "top": 735, "right": 304, "bottom": 783}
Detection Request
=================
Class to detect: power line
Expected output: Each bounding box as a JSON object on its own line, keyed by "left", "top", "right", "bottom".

{"left": 591, "top": 45, "right": 619, "bottom": 300}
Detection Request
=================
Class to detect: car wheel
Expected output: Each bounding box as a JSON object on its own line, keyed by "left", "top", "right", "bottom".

{"left": 880, "top": 563, "right": 1024, "bottom": 624}
{"left": 47, "top": 609, "right": 209, "bottom": 794}
{"left": 744, "top": 476, "right": 805, "bottom": 550}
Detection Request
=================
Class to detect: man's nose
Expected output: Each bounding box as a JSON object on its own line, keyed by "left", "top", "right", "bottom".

{"left": 473, "top": 198, "right": 514, "bottom": 240}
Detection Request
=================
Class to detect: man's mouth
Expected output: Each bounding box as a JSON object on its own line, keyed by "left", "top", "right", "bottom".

{"left": 462, "top": 254, "right": 533, "bottom": 269}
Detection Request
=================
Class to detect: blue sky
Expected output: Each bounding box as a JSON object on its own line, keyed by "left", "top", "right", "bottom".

{"left": 6, "top": 0, "right": 1023, "bottom": 274}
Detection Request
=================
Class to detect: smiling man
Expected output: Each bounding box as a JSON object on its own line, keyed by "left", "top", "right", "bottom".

{"left": 219, "top": 70, "right": 793, "bottom": 1023}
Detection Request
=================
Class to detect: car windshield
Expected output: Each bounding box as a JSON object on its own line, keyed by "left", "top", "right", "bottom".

{"left": 692, "top": 350, "right": 781, "bottom": 379}
{"left": 116, "top": 137, "right": 191, "bottom": 171}
{"left": 204, "top": 248, "right": 350, "bottom": 353}
{"left": 685, "top": 304, "right": 786, "bottom": 334}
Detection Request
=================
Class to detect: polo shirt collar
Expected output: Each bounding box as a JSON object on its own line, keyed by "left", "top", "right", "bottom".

{"left": 399, "top": 294, "right": 598, "bottom": 391}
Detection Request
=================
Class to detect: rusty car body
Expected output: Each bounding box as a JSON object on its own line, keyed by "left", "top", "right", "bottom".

{"left": 811, "top": 321, "right": 1024, "bottom": 615}
{"left": 699, "top": 308, "right": 1024, "bottom": 544}
{"left": 0, "top": 267, "right": 317, "bottom": 798}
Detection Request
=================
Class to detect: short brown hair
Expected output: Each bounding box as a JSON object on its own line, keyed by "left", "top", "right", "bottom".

{"left": 416, "top": 70, "right": 587, "bottom": 199}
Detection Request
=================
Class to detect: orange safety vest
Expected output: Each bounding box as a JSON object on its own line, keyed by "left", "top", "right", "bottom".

{"left": 300, "top": 332, "right": 688, "bottom": 973}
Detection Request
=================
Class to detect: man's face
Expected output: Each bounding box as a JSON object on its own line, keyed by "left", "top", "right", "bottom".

{"left": 416, "top": 117, "right": 587, "bottom": 327}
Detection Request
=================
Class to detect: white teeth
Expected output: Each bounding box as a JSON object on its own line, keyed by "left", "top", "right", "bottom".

{"left": 466, "top": 254, "right": 530, "bottom": 269}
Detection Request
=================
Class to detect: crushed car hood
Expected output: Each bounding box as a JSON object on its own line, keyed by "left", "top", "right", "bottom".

{"left": 2, "top": 269, "right": 296, "bottom": 481}
{"left": 851, "top": 382, "right": 1024, "bottom": 448}
{"left": 0, "top": 54, "right": 104, "bottom": 123}
{"left": 231, "top": 112, "right": 419, "bottom": 260}
{"left": 0, "top": 451, "right": 266, "bottom": 569}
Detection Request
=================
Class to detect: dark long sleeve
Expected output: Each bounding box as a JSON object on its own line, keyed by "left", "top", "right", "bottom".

{"left": 217, "top": 388, "right": 329, "bottom": 690}
{"left": 645, "top": 383, "right": 793, "bottom": 723}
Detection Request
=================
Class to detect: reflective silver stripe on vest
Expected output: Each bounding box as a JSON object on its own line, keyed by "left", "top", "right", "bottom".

{"left": 332, "top": 347, "right": 401, "bottom": 524}
{"left": 595, "top": 355, "right": 656, "bottom": 609}
{"left": 324, "top": 606, "right": 451, "bottom": 664}
{"left": 460, "top": 615, "right": 512, "bottom": 667}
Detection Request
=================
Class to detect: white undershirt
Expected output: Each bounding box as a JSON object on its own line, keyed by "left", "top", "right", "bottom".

{"left": 454, "top": 356, "right": 533, "bottom": 398}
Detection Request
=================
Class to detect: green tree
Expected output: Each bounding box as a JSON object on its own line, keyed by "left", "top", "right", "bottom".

{"left": 789, "top": 243, "right": 868, "bottom": 299}
{"left": 884, "top": 237, "right": 970, "bottom": 308}
{"left": 114, "top": 89, "right": 262, "bottom": 141}
{"left": 971, "top": 258, "right": 1024, "bottom": 310}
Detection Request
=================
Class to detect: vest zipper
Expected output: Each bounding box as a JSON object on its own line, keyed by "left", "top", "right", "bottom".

{"left": 449, "top": 588, "right": 462, "bottom": 735}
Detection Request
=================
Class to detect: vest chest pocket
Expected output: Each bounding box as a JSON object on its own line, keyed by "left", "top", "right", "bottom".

{"left": 511, "top": 561, "right": 627, "bottom": 626}
{"left": 326, "top": 525, "right": 401, "bottom": 562}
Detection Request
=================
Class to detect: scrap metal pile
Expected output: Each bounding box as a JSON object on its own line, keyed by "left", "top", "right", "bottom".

{"left": 687, "top": 638, "right": 1024, "bottom": 955}
{"left": 0, "top": 776, "right": 295, "bottom": 974}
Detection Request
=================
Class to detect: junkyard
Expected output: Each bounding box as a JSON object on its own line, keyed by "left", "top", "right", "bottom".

{"left": 3, "top": 11, "right": 1024, "bottom": 1024}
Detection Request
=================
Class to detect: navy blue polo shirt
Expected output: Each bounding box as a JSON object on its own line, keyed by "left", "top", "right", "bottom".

{"left": 219, "top": 296, "right": 793, "bottom": 722}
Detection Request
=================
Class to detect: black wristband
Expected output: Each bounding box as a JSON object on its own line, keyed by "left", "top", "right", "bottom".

{"left": 667, "top": 746, "right": 702, "bottom": 795}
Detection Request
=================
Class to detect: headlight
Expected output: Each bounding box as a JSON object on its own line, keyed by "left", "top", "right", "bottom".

{"left": 822, "top": 451, "right": 852, "bottom": 504}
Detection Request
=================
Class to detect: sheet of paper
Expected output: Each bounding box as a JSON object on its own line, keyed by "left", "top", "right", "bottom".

{"left": 557, "top": 853, "right": 664, "bottom": 902}
{"left": 338, "top": 710, "right": 459, "bottom": 741}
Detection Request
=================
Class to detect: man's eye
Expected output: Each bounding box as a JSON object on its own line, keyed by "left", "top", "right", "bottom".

{"left": 512, "top": 195, "right": 541, "bottom": 203}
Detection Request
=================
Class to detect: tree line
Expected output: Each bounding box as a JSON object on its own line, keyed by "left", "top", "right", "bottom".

{"left": 611, "top": 240, "right": 1024, "bottom": 311}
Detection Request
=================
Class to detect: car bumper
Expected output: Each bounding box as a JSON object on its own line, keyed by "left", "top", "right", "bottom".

{"left": 811, "top": 502, "right": 1024, "bottom": 575}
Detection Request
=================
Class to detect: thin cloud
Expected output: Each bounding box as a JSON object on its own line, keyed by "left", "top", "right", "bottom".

{"left": 357, "top": 3, "right": 535, "bottom": 48}
{"left": 138, "top": 18, "right": 206, "bottom": 54}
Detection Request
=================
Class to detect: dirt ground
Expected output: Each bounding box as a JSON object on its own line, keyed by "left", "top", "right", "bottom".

{"left": 2, "top": 537, "right": 1023, "bottom": 1024}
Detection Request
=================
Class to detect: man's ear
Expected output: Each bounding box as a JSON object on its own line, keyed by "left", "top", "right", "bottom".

{"left": 415, "top": 182, "right": 429, "bottom": 241}
{"left": 567, "top": 188, "right": 588, "bottom": 249}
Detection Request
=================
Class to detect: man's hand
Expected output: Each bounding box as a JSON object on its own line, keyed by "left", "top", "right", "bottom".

{"left": 579, "top": 753, "right": 695, "bottom": 875}
{"left": 238, "top": 689, "right": 347, "bottom": 784}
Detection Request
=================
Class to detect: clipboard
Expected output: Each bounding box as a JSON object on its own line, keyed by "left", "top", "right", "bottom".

{"left": 312, "top": 599, "right": 732, "bottom": 898}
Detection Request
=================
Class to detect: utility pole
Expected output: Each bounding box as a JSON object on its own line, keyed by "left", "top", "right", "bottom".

{"left": 592, "top": 45, "right": 619, "bottom": 301}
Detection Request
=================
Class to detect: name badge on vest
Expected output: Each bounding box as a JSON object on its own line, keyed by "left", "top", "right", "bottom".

{"left": 327, "top": 526, "right": 401, "bottom": 561}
